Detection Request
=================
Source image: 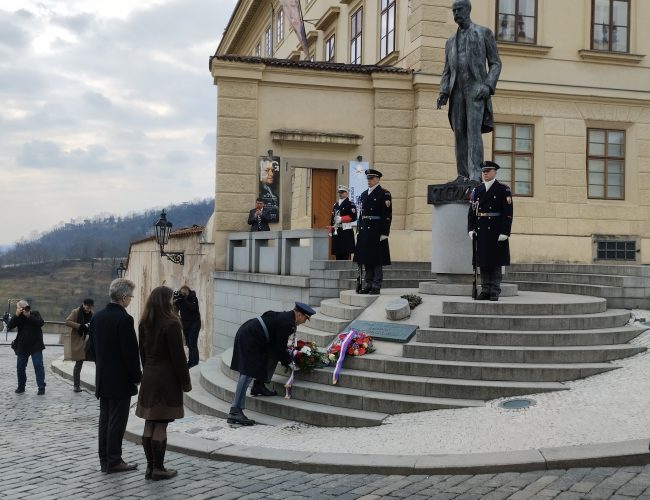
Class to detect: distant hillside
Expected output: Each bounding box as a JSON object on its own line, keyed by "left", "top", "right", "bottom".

{"left": 0, "top": 259, "right": 117, "bottom": 321}
{"left": 0, "top": 199, "right": 213, "bottom": 266}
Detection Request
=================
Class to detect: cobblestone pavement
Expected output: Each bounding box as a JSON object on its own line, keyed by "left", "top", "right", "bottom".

{"left": 2, "top": 347, "right": 650, "bottom": 499}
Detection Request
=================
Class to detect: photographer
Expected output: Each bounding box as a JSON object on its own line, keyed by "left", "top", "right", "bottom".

{"left": 173, "top": 286, "right": 201, "bottom": 368}
{"left": 5, "top": 300, "right": 46, "bottom": 395}
{"left": 64, "top": 298, "right": 94, "bottom": 392}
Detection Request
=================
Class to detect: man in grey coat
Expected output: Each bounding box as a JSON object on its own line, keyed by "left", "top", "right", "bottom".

{"left": 436, "top": 0, "right": 502, "bottom": 183}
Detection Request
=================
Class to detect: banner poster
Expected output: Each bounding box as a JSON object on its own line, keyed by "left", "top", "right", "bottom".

{"left": 348, "top": 160, "right": 369, "bottom": 218}
{"left": 259, "top": 156, "right": 280, "bottom": 222}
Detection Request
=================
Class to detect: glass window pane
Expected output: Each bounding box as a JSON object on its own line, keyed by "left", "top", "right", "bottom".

{"left": 589, "top": 172, "right": 604, "bottom": 185}
{"left": 381, "top": 0, "right": 388, "bottom": 9}
{"left": 608, "top": 185, "right": 622, "bottom": 199}
{"left": 499, "top": 0, "right": 516, "bottom": 15}
{"left": 589, "top": 130, "right": 606, "bottom": 155}
{"left": 589, "top": 158, "right": 605, "bottom": 173}
{"left": 607, "top": 131, "right": 625, "bottom": 157}
{"left": 589, "top": 184, "right": 605, "bottom": 198}
{"left": 515, "top": 126, "right": 532, "bottom": 152}
{"left": 608, "top": 160, "right": 623, "bottom": 175}
{"left": 518, "top": 16, "right": 535, "bottom": 43}
{"left": 594, "top": 0, "right": 610, "bottom": 24}
{"left": 495, "top": 154, "right": 512, "bottom": 183}
{"left": 612, "top": 27, "right": 628, "bottom": 52}
{"left": 497, "top": 14, "right": 515, "bottom": 41}
{"left": 519, "top": 0, "right": 536, "bottom": 17}
{"left": 613, "top": 1, "right": 628, "bottom": 26}
{"left": 593, "top": 24, "right": 609, "bottom": 50}
{"left": 608, "top": 171, "right": 623, "bottom": 186}
{"left": 515, "top": 182, "right": 531, "bottom": 195}
{"left": 495, "top": 125, "right": 512, "bottom": 151}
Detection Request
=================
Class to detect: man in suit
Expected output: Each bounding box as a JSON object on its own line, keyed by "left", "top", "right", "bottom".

{"left": 354, "top": 169, "right": 392, "bottom": 295}
{"left": 329, "top": 185, "right": 357, "bottom": 260}
{"left": 247, "top": 198, "right": 270, "bottom": 232}
{"left": 87, "top": 278, "right": 142, "bottom": 473}
{"left": 436, "top": 0, "right": 502, "bottom": 183}
{"left": 467, "top": 161, "right": 513, "bottom": 301}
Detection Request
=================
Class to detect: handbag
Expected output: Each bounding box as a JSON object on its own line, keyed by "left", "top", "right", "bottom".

{"left": 84, "top": 334, "right": 95, "bottom": 362}
{"left": 11, "top": 339, "right": 17, "bottom": 352}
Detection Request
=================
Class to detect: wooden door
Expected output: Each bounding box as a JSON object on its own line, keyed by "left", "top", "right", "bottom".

{"left": 311, "top": 169, "right": 337, "bottom": 258}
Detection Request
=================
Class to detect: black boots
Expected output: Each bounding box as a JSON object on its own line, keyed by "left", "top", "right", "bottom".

{"left": 151, "top": 439, "right": 177, "bottom": 481}
{"left": 227, "top": 407, "right": 255, "bottom": 426}
{"left": 250, "top": 380, "right": 277, "bottom": 397}
{"left": 142, "top": 436, "right": 153, "bottom": 479}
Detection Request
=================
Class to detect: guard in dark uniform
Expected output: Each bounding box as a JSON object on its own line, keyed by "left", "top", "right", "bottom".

{"left": 329, "top": 185, "right": 357, "bottom": 260}
{"left": 354, "top": 169, "right": 392, "bottom": 294}
{"left": 467, "top": 160, "right": 513, "bottom": 301}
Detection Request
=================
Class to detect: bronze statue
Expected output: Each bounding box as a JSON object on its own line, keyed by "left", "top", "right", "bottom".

{"left": 436, "top": 0, "right": 502, "bottom": 183}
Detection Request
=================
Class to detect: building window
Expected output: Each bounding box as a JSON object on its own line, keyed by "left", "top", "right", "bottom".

{"left": 350, "top": 7, "right": 363, "bottom": 64}
{"left": 380, "top": 0, "right": 396, "bottom": 59}
{"left": 587, "top": 128, "right": 625, "bottom": 199}
{"left": 325, "top": 34, "right": 335, "bottom": 62}
{"left": 591, "top": 0, "right": 629, "bottom": 52}
{"left": 496, "top": 0, "right": 536, "bottom": 44}
{"left": 255, "top": 42, "right": 261, "bottom": 57}
{"left": 277, "top": 9, "right": 284, "bottom": 42}
{"left": 493, "top": 123, "right": 534, "bottom": 196}
{"left": 596, "top": 239, "right": 636, "bottom": 261}
{"left": 264, "top": 25, "right": 272, "bottom": 57}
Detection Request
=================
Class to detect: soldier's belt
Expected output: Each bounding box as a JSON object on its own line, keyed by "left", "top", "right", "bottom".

{"left": 477, "top": 212, "right": 501, "bottom": 217}
{"left": 362, "top": 216, "right": 382, "bottom": 220}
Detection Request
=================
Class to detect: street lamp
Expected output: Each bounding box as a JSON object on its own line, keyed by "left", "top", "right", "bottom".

{"left": 153, "top": 209, "right": 184, "bottom": 265}
{"left": 116, "top": 261, "right": 127, "bottom": 278}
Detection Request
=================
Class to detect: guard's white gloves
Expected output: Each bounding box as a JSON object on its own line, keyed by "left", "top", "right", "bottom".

{"left": 334, "top": 216, "right": 342, "bottom": 224}
{"left": 468, "top": 231, "right": 476, "bottom": 240}
{"left": 498, "top": 234, "right": 509, "bottom": 242}
{"left": 380, "top": 235, "right": 388, "bottom": 241}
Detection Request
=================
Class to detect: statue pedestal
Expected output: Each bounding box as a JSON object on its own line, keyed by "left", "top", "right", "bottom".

{"left": 430, "top": 203, "right": 472, "bottom": 275}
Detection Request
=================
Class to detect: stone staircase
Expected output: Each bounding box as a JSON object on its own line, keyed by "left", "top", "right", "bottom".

{"left": 506, "top": 263, "right": 650, "bottom": 309}
{"left": 184, "top": 289, "right": 647, "bottom": 427}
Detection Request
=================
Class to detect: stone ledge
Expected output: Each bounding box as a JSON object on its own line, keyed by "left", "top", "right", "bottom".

{"left": 271, "top": 129, "right": 363, "bottom": 145}
{"left": 578, "top": 49, "right": 645, "bottom": 65}
{"left": 212, "top": 271, "right": 309, "bottom": 287}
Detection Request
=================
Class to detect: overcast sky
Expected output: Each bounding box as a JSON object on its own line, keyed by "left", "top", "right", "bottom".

{"left": 0, "top": 0, "right": 237, "bottom": 246}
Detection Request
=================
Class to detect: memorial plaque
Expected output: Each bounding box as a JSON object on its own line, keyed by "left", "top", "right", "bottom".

{"left": 344, "top": 320, "right": 418, "bottom": 343}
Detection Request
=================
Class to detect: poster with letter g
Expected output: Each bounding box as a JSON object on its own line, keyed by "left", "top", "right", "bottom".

{"left": 259, "top": 156, "right": 280, "bottom": 222}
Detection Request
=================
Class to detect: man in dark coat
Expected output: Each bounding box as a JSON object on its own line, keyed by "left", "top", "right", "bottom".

{"left": 227, "top": 301, "right": 315, "bottom": 426}
{"left": 354, "top": 169, "right": 392, "bottom": 294}
{"left": 5, "top": 300, "right": 46, "bottom": 395}
{"left": 330, "top": 185, "right": 357, "bottom": 260}
{"left": 86, "top": 278, "right": 142, "bottom": 473}
{"left": 468, "top": 161, "right": 513, "bottom": 301}
{"left": 247, "top": 198, "right": 271, "bottom": 232}
{"left": 174, "top": 285, "right": 201, "bottom": 368}
{"left": 436, "top": 0, "right": 502, "bottom": 183}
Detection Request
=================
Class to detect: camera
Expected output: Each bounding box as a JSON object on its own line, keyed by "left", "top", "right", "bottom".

{"left": 172, "top": 290, "right": 183, "bottom": 304}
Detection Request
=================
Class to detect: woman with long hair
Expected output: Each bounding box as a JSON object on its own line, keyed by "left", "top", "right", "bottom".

{"left": 135, "top": 286, "right": 191, "bottom": 480}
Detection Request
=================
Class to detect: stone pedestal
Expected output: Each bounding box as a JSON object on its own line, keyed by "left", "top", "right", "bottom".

{"left": 430, "top": 203, "right": 473, "bottom": 275}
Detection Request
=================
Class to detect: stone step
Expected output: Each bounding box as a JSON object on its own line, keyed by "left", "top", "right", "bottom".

{"left": 295, "top": 324, "right": 337, "bottom": 347}
{"left": 420, "top": 282, "right": 518, "bottom": 297}
{"left": 339, "top": 290, "right": 381, "bottom": 307}
{"left": 202, "top": 356, "right": 388, "bottom": 427}
{"left": 183, "top": 369, "right": 289, "bottom": 426}
{"left": 311, "top": 260, "right": 432, "bottom": 271}
{"left": 508, "top": 263, "right": 650, "bottom": 278}
{"left": 313, "top": 268, "right": 437, "bottom": 280}
{"left": 429, "top": 310, "right": 631, "bottom": 331}
{"left": 340, "top": 278, "right": 436, "bottom": 289}
{"left": 507, "top": 281, "right": 622, "bottom": 298}
{"left": 308, "top": 312, "right": 351, "bottom": 334}
{"left": 441, "top": 296, "right": 607, "bottom": 316}
{"left": 402, "top": 342, "right": 646, "bottom": 364}
{"left": 294, "top": 364, "right": 568, "bottom": 400}
{"left": 416, "top": 325, "right": 648, "bottom": 347}
{"left": 340, "top": 353, "right": 618, "bottom": 382}
{"left": 318, "top": 298, "right": 365, "bottom": 321}
{"left": 267, "top": 377, "right": 484, "bottom": 414}
{"left": 505, "top": 271, "right": 649, "bottom": 287}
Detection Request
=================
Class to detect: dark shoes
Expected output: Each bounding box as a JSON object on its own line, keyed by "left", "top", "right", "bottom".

{"left": 477, "top": 291, "right": 490, "bottom": 300}
{"left": 15, "top": 387, "right": 25, "bottom": 394}
{"left": 151, "top": 440, "right": 177, "bottom": 481}
{"left": 358, "top": 287, "right": 372, "bottom": 295}
{"left": 227, "top": 408, "right": 255, "bottom": 426}
{"left": 37, "top": 388, "right": 45, "bottom": 395}
{"left": 490, "top": 294, "right": 499, "bottom": 302}
{"left": 73, "top": 386, "right": 82, "bottom": 393}
{"left": 107, "top": 461, "right": 138, "bottom": 474}
{"left": 369, "top": 289, "right": 380, "bottom": 295}
{"left": 251, "top": 381, "right": 277, "bottom": 397}
{"left": 142, "top": 436, "right": 153, "bottom": 480}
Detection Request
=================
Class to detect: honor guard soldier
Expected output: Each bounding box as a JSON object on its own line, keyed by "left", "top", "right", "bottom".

{"left": 354, "top": 169, "right": 392, "bottom": 294}
{"left": 329, "top": 185, "right": 357, "bottom": 260}
{"left": 467, "top": 160, "right": 513, "bottom": 301}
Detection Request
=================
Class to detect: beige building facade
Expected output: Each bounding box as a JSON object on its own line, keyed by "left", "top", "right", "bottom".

{"left": 210, "top": 0, "right": 650, "bottom": 266}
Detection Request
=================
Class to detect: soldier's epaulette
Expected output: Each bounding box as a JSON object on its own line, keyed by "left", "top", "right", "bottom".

{"left": 383, "top": 188, "right": 391, "bottom": 195}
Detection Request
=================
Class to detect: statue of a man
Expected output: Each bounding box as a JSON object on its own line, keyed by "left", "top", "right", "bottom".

{"left": 436, "top": 0, "right": 502, "bottom": 183}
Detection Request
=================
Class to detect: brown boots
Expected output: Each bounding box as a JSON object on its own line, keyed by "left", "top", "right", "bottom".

{"left": 142, "top": 437, "right": 177, "bottom": 480}
{"left": 142, "top": 436, "right": 153, "bottom": 479}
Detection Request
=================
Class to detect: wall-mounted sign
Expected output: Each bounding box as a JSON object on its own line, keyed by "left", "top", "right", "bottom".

{"left": 259, "top": 156, "right": 280, "bottom": 222}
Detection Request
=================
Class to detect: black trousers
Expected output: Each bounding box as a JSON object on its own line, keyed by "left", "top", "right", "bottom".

{"left": 73, "top": 360, "right": 83, "bottom": 387}
{"left": 98, "top": 396, "right": 131, "bottom": 467}
{"left": 364, "top": 264, "right": 384, "bottom": 290}
{"left": 479, "top": 266, "right": 502, "bottom": 295}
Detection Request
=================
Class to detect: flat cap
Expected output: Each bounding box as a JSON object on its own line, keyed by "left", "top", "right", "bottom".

{"left": 294, "top": 301, "right": 316, "bottom": 318}
{"left": 337, "top": 185, "right": 349, "bottom": 192}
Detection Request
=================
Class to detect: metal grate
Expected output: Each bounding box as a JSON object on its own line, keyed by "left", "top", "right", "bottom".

{"left": 596, "top": 240, "right": 636, "bottom": 261}
{"left": 498, "top": 398, "right": 536, "bottom": 410}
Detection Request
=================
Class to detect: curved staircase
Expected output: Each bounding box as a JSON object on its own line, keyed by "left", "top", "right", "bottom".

{"left": 185, "top": 291, "right": 647, "bottom": 427}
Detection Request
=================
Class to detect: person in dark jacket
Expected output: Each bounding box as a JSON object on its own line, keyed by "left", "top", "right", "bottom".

{"left": 468, "top": 160, "right": 513, "bottom": 301}
{"left": 329, "top": 185, "right": 357, "bottom": 260}
{"left": 227, "top": 301, "right": 315, "bottom": 426}
{"left": 136, "top": 286, "right": 192, "bottom": 481}
{"left": 6, "top": 300, "right": 46, "bottom": 395}
{"left": 173, "top": 285, "right": 201, "bottom": 368}
{"left": 247, "top": 198, "right": 270, "bottom": 232}
{"left": 86, "top": 278, "right": 142, "bottom": 474}
{"left": 64, "top": 298, "right": 94, "bottom": 392}
{"left": 354, "top": 169, "right": 392, "bottom": 294}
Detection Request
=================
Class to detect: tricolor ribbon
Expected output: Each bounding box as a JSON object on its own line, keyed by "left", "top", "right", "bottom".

{"left": 284, "top": 333, "right": 297, "bottom": 399}
{"left": 332, "top": 329, "right": 357, "bottom": 385}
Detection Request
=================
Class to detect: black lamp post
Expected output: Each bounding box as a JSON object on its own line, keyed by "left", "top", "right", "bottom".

{"left": 116, "top": 261, "right": 127, "bottom": 278}
{"left": 154, "top": 209, "right": 184, "bottom": 265}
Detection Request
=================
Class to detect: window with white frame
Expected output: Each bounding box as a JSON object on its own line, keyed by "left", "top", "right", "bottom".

{"left": 380, "top": 0, "right": 396, "bottom": 59}
{"left": 350, "top": 7, "right": 363, "bottom": 64}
